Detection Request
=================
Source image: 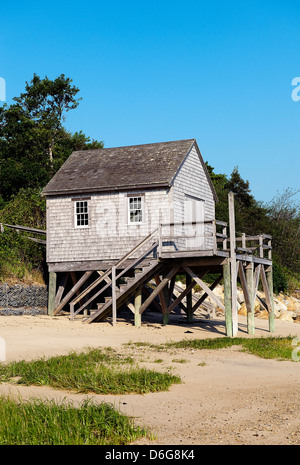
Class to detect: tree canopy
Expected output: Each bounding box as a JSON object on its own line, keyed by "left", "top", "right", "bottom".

{"left": 0, "top": 74, "right": 103, "bottom": 200}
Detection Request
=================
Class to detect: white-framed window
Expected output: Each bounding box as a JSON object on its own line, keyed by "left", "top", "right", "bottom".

{"left": 128, "top": 196, "right": 143, "bottom": 224}
{"left": 75, "top": 200, "right": 89, "bottom": 228}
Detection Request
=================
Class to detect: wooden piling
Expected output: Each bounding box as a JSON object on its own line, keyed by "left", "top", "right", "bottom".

{"left": 163, "top": 312, "right": 169, "bottom": 325}
{"left": 134, "top": 288, "right": 142, "bottom": 328}
{"left": 186, "top": 273, "right": 193, "bottom": 323}
{"left": 266, "top": 266, "right": 275, "bottom": 333}
{"left": 228, "top": 192, "right": 238, "bottom": 336}
{"left": 48, "top": 272, "right": 57, "bottom": 316}
{"left": 246, "top": 263, "right": 255, "bottom": 335}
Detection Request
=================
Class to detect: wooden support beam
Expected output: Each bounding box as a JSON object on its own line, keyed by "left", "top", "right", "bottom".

{"left": 228, "top": 192, "right": 238, "bottom": 336}
{"left": 191, "top": 272, "right": 221, "bottom": 314}
{"left": 266, "top": 266, "right": 275, "bottom": 333}
{"left": 238, "top": 262, "right": 251, "bottom": 312}
{"left": 142, "top": 287, "right": 162, "bottom": 312}
{"left": 260, "top": 266, "right": 275, "bottom": 333}
{"left": 70, "top": 272, "right": 85, "bottom": 309}
{"left": 48, "top": 272, "right": 57, "bottom": 316}
{"left": 254, "top": 264, "right": 261, "bottom": 300}
{"left": 154, "top": 275, "right": 168, "bottom": 314}
{"left": 139, "top": 267, "right": 180, "bottom": 314}
{"left": 171, "top": 290, "right": 187, "bottom": 313}
{"left": 167, "top": 278, "right": 196, "bottom": 315}
{"left": 55, "top": 273, "right": 69, "bottom": 307}
{"left": 154, "top": 275, "right": 170, "bottom": 324}
{"left": 245, "top": 263, "right": 255, "bottom": 335}
{"left": 223, "top": 261, "right": 232, "bottom": 337}
{"left": 183, "top": 266, "right": 225, "bottom": 311}
{"left": 168, "top": 275, "right": 176, "bottom": 306}
{"left": 186, "top": 273, "right": 193, "bottom": 322}
{"left": 53, "top": 271, "right": 93, "bottom": 315}
{"left": 134, "top": 288, "right": 142, "bottom": 328}
{"left": 260, "top": 266, "right": 272, "bottom": 311}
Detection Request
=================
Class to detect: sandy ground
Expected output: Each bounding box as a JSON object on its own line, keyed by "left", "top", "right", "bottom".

{"left": 1, "top": 312, "right": 300, "bottom": 445}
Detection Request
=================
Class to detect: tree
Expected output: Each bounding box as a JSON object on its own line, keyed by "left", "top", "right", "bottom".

{"left": 205, "top": 162, "right": 229, "bottom": 223}
{"left": 224, "top": 166, "right": 269, "bottom": 235}
{"left": 0, "top": 74, "right": 104, "bottom": 200}
{"left": 225, "top": 166, "right": 255, "bottom": 208}
{"left": 13, "top": 74, "right": 81, "bottom": 166}
{"left": 265, "top": 188, "right": 300, "bottom": 273}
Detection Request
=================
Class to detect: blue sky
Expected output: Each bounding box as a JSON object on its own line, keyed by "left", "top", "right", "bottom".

{"left": 1, "top": 0, "right": 299, "bottom": 204}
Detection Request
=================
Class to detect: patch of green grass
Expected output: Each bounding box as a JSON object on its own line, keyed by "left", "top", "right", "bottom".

{"left": 0, "top": 397, "right": 148, "bottom": 445}
{"left": 240, "top": 337, "right": 296, "bottom": 360}
{"left": 128, "top": 336, "right": 297, "bottom": 361}
{"left": 171, "top": 358, "right": 188, "bottom": 364}
{"left": 165, "top": 336, "right": 296, "bottom": 361}
{"left": 0, "top": 347, "right": 181, "bottom": 394}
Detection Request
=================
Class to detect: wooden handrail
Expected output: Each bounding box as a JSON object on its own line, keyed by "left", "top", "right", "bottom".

{"left": 0, "top": 223, "right": 46, "bottom": 235}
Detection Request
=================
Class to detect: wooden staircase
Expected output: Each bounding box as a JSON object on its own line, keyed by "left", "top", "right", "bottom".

{"left": 68, "top": 229, "right": 163, "bottom": 323}
{"left": 84, "top": 259, "right": 163, "bottom": 323}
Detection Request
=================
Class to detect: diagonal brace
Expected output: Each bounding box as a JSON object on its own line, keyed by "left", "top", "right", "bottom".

{"left": 183, "top": 266, "right": 225, "bottom": 312}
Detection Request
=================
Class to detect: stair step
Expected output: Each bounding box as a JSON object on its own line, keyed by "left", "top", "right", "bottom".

{"left": 118, "top": 283, "right": 128, "bottom": 291}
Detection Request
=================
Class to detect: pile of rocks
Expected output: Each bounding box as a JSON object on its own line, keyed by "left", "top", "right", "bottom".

{"left": 0, "top": 282, "right": 47, "bottom": 315}
{"left": 191, "top": 284, "right": 300, "bottom": 324}
{"left": 236, "top": 288, "right": 300, "bottom": 323}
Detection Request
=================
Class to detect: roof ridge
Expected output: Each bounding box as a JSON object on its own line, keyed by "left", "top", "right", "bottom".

{"left": 71, "top": 138, "right": 196, "bottom": 154}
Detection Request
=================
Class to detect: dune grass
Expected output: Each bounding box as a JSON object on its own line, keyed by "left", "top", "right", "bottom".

{"left": 0, "top": 397, "right": 148, "bottom": 445}
{"left": 0, "top": 347, "right": 181, "bottom": 394}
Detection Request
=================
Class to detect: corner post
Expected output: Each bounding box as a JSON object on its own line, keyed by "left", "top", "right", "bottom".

{"left": 228, "top": 192, "right": 238, "bottom": 336}
{"left": 48, "top": 272, "right": 57, "bottom": 316}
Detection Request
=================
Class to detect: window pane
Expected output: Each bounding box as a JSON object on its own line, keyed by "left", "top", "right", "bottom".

{"left": 129, "top": 196, "right": 142, "bottom": 223}
{"left": 75, "top": 201, "right": 89, "bottom": 227}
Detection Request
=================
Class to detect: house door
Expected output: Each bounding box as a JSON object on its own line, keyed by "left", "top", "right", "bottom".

{"left": 184, "top": 196, "right": 205, "bottom": 250}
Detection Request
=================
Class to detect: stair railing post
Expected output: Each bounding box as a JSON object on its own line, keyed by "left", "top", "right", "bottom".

{"left": 112, "top": 266, "right": 117, "bottom": 326}
{"left": 212, "top": 220, "right": 217, "bottom": 254}
{"left": 158, "top": 223, "right": 162, "bottom": 257}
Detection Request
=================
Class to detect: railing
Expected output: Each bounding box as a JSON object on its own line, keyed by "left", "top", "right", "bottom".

{"left": 158, "top": 220, "right": 228, "bottom": 255}
{"left": 157, "top": 220, "right": 272, "bottom": 260}
{"left": 233, "top": 233, "right": 272, "bottom": 260}
{"left": 0, "top": 222, "right": 46, "bottom": 245}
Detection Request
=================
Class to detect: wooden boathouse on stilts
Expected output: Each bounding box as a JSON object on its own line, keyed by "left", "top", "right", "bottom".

{"left": 41, "top": 139, "right": 274, "bottom": 337}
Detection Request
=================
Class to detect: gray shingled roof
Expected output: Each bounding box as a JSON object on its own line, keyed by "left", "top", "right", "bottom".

{"left": 42, "top": 139, "right": 217, "bottom": 199}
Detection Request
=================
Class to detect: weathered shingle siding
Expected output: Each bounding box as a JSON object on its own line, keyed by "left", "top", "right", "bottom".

{"left": 172, "top": 143, "right": 215, "bottom": 248}
{"left": 46, "top": 189, "right": 171, "bottom": 263}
